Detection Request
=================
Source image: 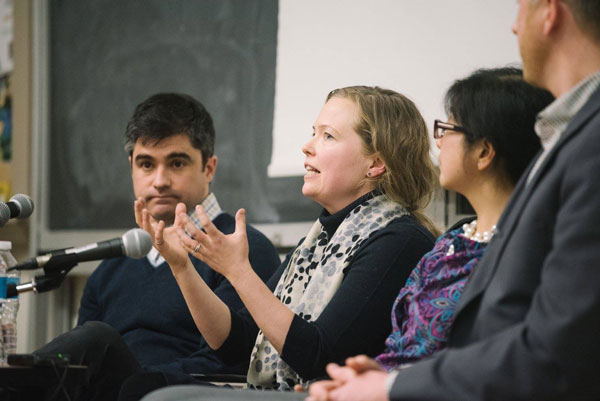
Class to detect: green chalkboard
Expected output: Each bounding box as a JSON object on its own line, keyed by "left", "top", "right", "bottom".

{"left": 48, "top": 0, "right": 319, "bottom": 229}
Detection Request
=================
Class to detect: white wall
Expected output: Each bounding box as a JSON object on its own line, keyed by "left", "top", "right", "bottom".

{"left": 269, "top": 0, "right": 521, "bottom": 176}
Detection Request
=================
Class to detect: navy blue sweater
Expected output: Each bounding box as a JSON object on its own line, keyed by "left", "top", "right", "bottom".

{"left": 77, "top": 213, "right": 280, "bottom": 382}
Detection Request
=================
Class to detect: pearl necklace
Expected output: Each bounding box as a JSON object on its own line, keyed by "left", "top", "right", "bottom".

{"left": 462, "top": 219, "right": 497, "bottom": 243}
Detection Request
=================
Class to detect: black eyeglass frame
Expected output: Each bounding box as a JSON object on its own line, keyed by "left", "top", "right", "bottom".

{"left": 433, "top": 119, "right": 469, "bottom": 139}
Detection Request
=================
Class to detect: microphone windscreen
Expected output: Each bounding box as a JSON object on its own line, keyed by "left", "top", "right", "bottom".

{"left": 0, "top": 203, "right": 10, "bottom": 227}
{"left": 122, "top": 228, "right": 152, "bottom": 258}
{"left": 10, "top": 194, "right": 35, "bottom": 219}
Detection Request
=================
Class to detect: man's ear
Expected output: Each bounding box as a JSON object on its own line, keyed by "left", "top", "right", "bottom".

{"left": 476, "top": 139, "right": 496, "bottom": 171}
{"left": 543, "top": 0, "right": 560, "bottom": 36}
{"left": 203, "top": 155, "right": 218, "bottom": 183}
{"left": 367, "top": 156, "right": 386, "bottom": 178}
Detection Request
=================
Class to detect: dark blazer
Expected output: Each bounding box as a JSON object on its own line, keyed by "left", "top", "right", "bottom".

{"left": 390, "top": 84, "right": 600, "bottom": 400}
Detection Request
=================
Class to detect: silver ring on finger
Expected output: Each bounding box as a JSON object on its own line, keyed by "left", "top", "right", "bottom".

{"left": 193, "top": 242, "right": 201, "bottom": 253}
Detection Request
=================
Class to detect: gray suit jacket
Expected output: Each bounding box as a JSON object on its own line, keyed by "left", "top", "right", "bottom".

{"left": 390, "top": 85, "right": 600, "bottom": 400}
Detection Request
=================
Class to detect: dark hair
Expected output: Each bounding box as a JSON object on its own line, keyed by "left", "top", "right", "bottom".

{"left": 564, "top": 0, "right": 600, "bottom": 41}
{"left": 124, "top": 93, "right": 215, "bottom": 167}
{"left": 444, "top": 67, "right": 554, "bottom": 185}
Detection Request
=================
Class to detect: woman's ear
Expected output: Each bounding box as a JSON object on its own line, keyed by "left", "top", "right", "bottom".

{"left": 367, "top": 156, "right": 386, "bottom": 178}
{"left": 476, "top": 139, "right": 496, "bottom": 171}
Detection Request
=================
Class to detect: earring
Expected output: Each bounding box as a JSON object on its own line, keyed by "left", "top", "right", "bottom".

{"left": 367, "top": 171, "right": 372, "bottom": 177}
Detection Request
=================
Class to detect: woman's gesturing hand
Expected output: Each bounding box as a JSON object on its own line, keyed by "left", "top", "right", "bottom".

{"left": 175, "top": 205, "right": 251, "bottom": 282}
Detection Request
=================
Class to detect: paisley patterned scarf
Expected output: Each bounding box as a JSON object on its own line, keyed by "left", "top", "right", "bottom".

{"left": 376, "top": 228, "right": 486, "bottom": 370}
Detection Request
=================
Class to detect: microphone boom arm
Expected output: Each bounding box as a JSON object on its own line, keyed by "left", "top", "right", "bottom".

{"left": 6, "top": 260, "right": 80, "bottom": 297}
{"left": 42, "top": 253, "right": 80, "bottom": 275}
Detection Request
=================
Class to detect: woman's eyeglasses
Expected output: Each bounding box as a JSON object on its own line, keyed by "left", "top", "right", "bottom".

{"left": 433, "top": 119, "right": 469, "bottom": 139}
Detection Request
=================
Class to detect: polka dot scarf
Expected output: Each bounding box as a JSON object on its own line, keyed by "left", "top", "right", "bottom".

{"left": 246, "top": 194, "right": 408, "bottom": 390}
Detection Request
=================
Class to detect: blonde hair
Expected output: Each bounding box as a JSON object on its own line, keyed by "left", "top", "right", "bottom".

{"left": 327, "top": 86, "right": 440, "bottom": 236}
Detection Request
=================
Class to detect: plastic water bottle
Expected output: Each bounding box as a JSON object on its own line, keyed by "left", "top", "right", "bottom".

{"left": 0, "top": 241, "right": 18, "bottom": 364}
{"left": 0, "top": 242, "right": 6, "bottom": 364}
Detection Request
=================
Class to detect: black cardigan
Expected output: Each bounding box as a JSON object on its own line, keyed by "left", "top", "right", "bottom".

{"left": 216, "top": 194, "right": 435, "bottom": 381}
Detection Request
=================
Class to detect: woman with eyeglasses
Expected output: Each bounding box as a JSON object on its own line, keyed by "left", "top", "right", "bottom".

{"left": 305, "top": 67, "right": 554, "bottom": 401}
{"left": 375, "top": 66, "right": 554, "bottom": 369}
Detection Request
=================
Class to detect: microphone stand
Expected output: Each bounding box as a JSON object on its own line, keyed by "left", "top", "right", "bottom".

{"left": 42, "top": 253, "right": 80, "bottom": 275}
{"left": 6, "top": 260, "right": 79, "bottom": 297}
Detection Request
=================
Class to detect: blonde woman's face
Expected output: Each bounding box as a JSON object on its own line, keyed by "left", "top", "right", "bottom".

{"left": 301, "top": 97, "right": 375, "bottom": 214}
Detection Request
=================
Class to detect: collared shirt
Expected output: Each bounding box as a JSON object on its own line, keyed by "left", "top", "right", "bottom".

{"left": 147, "top": 192, "right": 223, "bottom": 267}
{"left": 528, "top": 70, "right": 600, "bottom": 183}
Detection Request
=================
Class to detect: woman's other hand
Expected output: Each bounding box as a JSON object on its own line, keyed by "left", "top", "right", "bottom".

{"left": 134, "top": 199, "right": 191, "bottom": 272}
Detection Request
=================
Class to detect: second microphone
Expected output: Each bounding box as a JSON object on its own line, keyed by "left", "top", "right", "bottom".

{"left": 11, "top": 228, "right": 153, "bottom": 274}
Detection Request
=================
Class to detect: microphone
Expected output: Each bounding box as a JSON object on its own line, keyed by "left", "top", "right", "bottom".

{"left": 10, "top": 228, "right": 153, "bottom": 273}
{"left": 0, "top": 194, "right": 34, "bottom": 227}
{"left": 6, "top": 229, "right": 153, "bottom": 297}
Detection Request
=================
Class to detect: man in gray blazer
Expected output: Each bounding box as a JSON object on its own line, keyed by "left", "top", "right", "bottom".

{"left": 307, "top": 1, "right": 600, "bottom": 400}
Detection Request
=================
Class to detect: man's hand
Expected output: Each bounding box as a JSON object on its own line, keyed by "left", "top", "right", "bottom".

{"left": 328, "top": 369, "right": 390, "bottom": 401}
{"left": 345, "top": 355, "right": 385, "bottom": 374}
{"left": 307, "top": 360, "right": 390, "bottom": 401}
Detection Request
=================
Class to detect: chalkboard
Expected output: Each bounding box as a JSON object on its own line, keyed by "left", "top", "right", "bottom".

{"left": 48, "top": 0, "right": 320, "bottom": 230}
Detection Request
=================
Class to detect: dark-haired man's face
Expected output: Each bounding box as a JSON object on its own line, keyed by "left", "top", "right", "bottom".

{"left": 129, "top": 134, "right": 217, "bottom": 225}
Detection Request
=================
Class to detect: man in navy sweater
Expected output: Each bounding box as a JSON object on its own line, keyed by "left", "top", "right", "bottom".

{"left": 36, "top": 93, "right": 280, "bottom": 400}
